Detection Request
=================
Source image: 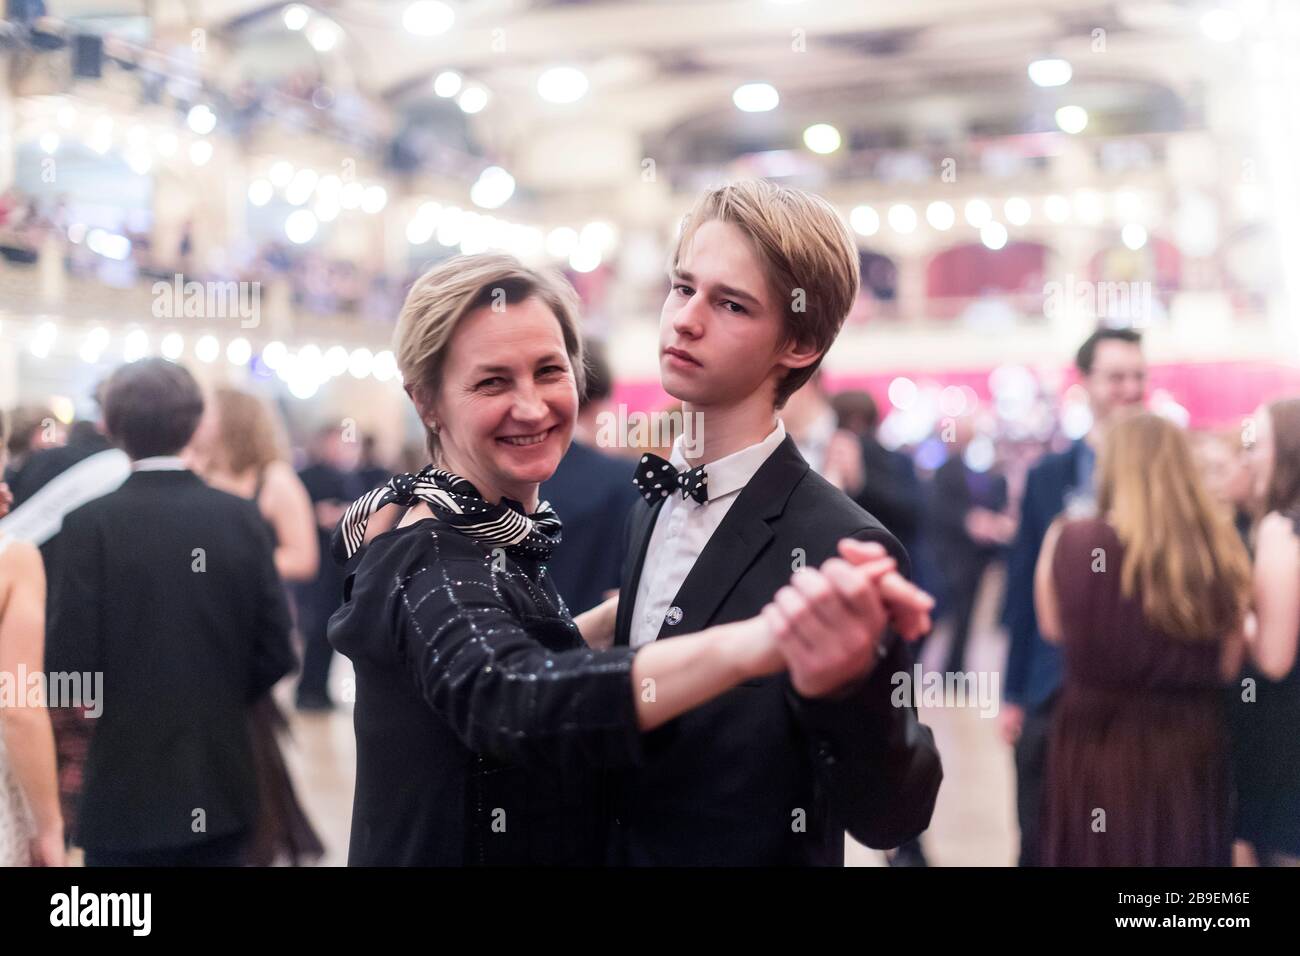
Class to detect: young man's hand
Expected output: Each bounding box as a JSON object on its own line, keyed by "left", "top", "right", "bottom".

{"left": 836, "top": 538, "right": 934, "bottom": 641}
{"left": 762, "top": 559, "right": 893, "bottom": 698}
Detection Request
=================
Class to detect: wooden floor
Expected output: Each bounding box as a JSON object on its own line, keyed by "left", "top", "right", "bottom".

{"left": 283, "top": 567, "right": 1018, "bottom": 867}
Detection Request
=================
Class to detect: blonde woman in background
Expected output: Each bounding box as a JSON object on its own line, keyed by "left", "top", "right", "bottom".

{"left": 0, "top": 409, "right": 64, "bottom": 866}
{"left": 189, "top": 388, "right": 319, "bottom": 583}
{"left": 188, "top": 387, "right": 324, "bottom": 865}
{"left": 1035, "top": 412, "right": 1250, "bottom": 866}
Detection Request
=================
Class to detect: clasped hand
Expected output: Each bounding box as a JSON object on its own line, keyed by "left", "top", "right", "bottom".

{"left": 760, "top": 540, "right": 934, "bottom": 698}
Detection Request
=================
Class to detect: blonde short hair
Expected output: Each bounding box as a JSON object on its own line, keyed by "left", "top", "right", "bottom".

{"left": 394, "top": 253, "right": 586, "bottom": 460}
{"left": 671, "top": 179, "right": 861, "bottom": 407}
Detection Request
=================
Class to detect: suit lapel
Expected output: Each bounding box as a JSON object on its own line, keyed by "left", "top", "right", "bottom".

{"left": 614, "top": 496, "right": 665, "bottom": 647}
{"left": 653, "top": 436, "right": 809, "bottom": 641}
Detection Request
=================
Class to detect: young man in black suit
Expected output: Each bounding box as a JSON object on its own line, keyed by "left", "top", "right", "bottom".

{"left": 45, "top": 359, "right": 296, "bottom": 866}
{"left": 609, "top": 179, "right": 943, "bottom": 865}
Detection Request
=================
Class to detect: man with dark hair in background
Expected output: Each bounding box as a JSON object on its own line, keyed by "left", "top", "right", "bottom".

{"left": 7, "top": 394, "right": 114, "bottom": 511}
{"left": 539, "top": 341, "right": 640, "bottom": 618}
{"left": 45, "top": 358, "right": 295, "bottom": 865}
{"left": 1001, "top": 326, "right": 1146, "bottom": 866}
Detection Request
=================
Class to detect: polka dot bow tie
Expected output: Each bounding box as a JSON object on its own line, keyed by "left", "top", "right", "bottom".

{"left": 633, "top": 453, "right": 710, "bottom": 504}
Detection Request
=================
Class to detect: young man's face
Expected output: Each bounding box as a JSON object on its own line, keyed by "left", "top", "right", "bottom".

{"left": 1084, "top": 338, "right": 1146, "bottom": 428}
{"left": 659, "top": 219, "right": 812, "bottom": 408}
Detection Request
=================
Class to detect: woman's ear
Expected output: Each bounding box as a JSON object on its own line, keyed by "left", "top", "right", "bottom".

{"left": 407, "top": 383, "right": 441, "bottom": 434}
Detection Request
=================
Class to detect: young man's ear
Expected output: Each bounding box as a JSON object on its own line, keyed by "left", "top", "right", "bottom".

{"left": 776, "top": 336, "right": 823, "bottom": 373}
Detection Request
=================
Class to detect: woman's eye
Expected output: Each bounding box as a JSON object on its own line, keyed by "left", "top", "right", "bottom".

{"left": 477, "top": 377, "right": 506, "bottom": 390}
{"left": 537, "top": 366, "right": 565, "bottom": 378}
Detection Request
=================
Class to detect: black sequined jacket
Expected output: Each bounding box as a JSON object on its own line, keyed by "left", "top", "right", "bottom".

{"left": 329, "top": 517, "right": 643, "bottom": 865}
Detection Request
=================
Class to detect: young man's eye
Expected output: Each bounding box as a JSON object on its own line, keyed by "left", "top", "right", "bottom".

{"left": 720, "top": 299, "right": 747, "bottom": 315}
{"left": 672, "top": 283, "right": 694, "bottom": 297}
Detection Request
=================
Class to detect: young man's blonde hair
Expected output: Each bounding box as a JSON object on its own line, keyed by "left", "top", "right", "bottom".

{"left": 670, "top": 179, "right": 861, "bottom": 407}
{"left": 394, "top": 253, "right": 587, "bottom": 461}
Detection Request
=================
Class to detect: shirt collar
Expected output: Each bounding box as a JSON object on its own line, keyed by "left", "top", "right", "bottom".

{"left": 132, "top": 456, "right": 188, "bottom": 472}
{"left": 670, "top": 420, "right": 786, "bottom": 502}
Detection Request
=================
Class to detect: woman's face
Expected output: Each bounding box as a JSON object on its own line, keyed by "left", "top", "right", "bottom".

{"left": 1246, "top": 404, "right": 1275, "bottom": 505}
{"left": 428, "top": 296, "right": 577, "bottom": 505}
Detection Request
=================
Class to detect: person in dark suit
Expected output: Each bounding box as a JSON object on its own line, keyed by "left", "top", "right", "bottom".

{"left": 8, "top": 419, "right": 109, "bottom": 509}
{"left": 293, "top": 426, "right": 367, "bottom": 711}
{"left": 832, "top": 389, "right": 925, "bottom": 558}
{"left": 539, "top": 342, "right": 639, "bottom": 616}
{"left": 0, "top": 393, "right": 129, "bottom": 849}
{"left": 1001, "top": 326, "right": 1146, "bottom": 866}
{"left": 930, "top": 417, "right": 1013, "bottom": 675}
{"left": 327, "top": 253, "right": 927, "bottom": 865}
{"left": 45, "top": 359, "right": 296, "bottom": 866}
{"left": 609, "top": 179, "right": 942, "bottom": 865}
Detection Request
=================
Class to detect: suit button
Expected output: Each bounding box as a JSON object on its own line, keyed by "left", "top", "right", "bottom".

{"left": 664, "top": 606, "right": 683, "bottom": 626}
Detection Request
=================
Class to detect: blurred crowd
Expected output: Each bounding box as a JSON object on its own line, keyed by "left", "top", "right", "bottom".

{"left": 0, "top": 326, "right": 1296, "bottom": 868}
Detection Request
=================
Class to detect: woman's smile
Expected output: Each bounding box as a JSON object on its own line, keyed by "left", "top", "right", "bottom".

{"left": 496, "top": 425, "right": 559, "bottom": 448}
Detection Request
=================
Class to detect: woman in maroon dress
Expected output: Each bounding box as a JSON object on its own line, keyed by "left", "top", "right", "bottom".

{"left": 1034, "top": 412, "right": 1251, "bottom": 866}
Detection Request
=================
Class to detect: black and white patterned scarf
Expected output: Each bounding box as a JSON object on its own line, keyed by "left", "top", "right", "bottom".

{"left": 332, "top": 465, "right": 562, "bottom": 563}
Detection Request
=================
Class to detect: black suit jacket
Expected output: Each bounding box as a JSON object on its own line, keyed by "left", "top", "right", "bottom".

{"left": 854, "top": 435, "right": 924, "bottom": 553}
{"left": 45, "top": 470, "right": 295, "bottom": 852}
{"left": 8, "top": 431, "right": 113, "bottom": 508}
{"left": 930, "top": 455, "right": 1009, "bottom": 567}
{"left": 610, "top": 436, "right": 943, "bottom": 865}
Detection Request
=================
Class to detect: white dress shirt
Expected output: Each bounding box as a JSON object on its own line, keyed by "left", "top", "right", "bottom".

{"left": 131, "top": 455, "right": 188, "bottom": 472}
{"left": 629, "top": 421, "right": 786, "bottom": 648}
